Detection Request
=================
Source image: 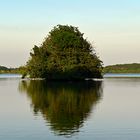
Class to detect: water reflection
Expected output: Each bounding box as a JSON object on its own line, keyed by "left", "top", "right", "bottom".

{"left": 19, "top": 80, "right": 102, "bottom": 136}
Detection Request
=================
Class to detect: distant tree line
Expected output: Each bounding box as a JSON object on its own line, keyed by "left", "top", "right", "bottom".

{"left": 0, "top": 65, "right": 26, "bottom": 74}
{"left": 0, "top": 66, "right": 13, "bottom": 73}
{"left": 104, "top": 63, "right": 140, "bottom": 73}
{"left": 0, "top": 66, "right": 8, "bottom": 71}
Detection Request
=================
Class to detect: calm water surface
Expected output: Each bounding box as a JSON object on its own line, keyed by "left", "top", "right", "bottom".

{"left": 104, "top": 73, "right": 140, "bottom": 78}
{"left": 0, "top": 74, "right": 140, "bottom": 140}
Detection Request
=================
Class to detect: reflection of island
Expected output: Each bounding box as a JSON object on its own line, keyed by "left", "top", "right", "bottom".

{"left": 19, "top": 80, "right": 102, "bottom": 136}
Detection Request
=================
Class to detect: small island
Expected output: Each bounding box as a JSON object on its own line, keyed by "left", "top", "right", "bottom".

{"left": 24, "top": 25, "right": 103, "bottom": 80}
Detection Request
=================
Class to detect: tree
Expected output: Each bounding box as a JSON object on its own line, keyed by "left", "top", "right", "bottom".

{"left": 26, "top": 25, "right": 103, "bottom": 80}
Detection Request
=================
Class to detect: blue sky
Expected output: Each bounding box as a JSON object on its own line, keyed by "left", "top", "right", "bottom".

{"left": 0, "top": 0, "right": 140, "bottom": 67}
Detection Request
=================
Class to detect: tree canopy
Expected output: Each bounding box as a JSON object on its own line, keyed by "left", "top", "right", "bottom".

{"left": 26, "top": 25, "right": 103, "bottom": 80}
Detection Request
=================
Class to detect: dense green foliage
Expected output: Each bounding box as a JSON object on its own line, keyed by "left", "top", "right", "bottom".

{"left": 104, "top": 63, "right": 140, "bottom": 73}
{"left": 19, "top": 81, "right": 102, "bottom": 135}
{"left": 26, "top": 25, "right": 103, "bottom": 80}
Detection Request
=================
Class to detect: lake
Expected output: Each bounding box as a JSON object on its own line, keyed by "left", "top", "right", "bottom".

{"left": 0, "top": 74, "right": 140, "bottom": 140}
{"left": 104, "top": 73, "right": 140, "bottom": 78}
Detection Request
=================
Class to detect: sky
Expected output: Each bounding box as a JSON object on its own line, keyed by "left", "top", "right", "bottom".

{"left": 0, "top": 0, "right": 140, "bottom": 67}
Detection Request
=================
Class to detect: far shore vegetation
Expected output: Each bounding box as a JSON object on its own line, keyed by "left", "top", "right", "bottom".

{"left": 0, "top": 66, "right": 26, "bottom": 74}
{"left": 104, "top": 63, "right": 140, "bottom": 73}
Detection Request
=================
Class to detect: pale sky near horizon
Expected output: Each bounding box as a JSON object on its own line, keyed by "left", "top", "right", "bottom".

{"left": 0, "top": 0, "right": 140, "bottom": 67}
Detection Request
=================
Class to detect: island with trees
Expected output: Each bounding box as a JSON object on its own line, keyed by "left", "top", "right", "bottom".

{"left": 24, "top": 25, "right": 103, "bottom": 80}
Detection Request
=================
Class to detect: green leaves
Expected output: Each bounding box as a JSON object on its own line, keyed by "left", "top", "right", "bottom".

{"left": 26, "top": 25, "right": 103, "bottom": 80}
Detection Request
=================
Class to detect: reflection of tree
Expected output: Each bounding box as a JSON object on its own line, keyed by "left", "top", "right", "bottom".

{"left": 19, "top": 80, "right": 102, "bottom": 136}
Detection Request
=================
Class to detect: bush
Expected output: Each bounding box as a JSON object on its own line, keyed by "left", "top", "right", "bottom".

{"left": 26, "top": 25, "right": 103, "bottom": 80}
